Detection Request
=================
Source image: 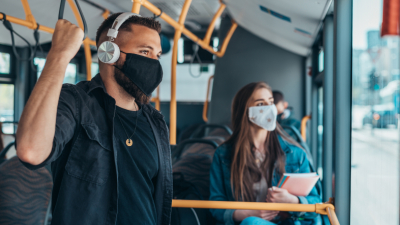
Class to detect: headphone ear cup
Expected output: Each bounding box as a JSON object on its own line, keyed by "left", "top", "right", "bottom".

{"left": 97, "top": 41, "right": 120, "bottom": 64}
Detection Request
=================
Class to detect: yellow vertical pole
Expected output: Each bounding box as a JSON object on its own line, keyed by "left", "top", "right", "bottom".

{"left": 84, "top": 40, "right": 92, "bottom": 80}
{"left": 170, "top": 0, "right": 192, "bottom": 145}
{"left": 102, "top": 10, "right": 110, "bottom": 19}
{"left": 20, "top": 0, "right": 36, "bottom": 29}
{"left": 203, "top": 4, "right": 225, "bottom": 44}
{"left": 156, "top": 86, "right": 161, "bottom": 110}
{"left": 67, "top": 0, "right": 92, "bottom": 80}
{"left": 132, "top": 0, "right": 142, "bottom": 14}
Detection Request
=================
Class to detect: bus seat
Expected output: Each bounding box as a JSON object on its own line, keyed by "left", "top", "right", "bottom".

{"left": 0, "top": 155, "right": 52, "bottom": 225}
{"left": 172, "top": 139, "right": 218, "bottom": 164}
{"left": 189, "top": 124, "right": 232, "bottom": 139}
{"left": 172, "top": 139, "right": 220, "bottom": 225}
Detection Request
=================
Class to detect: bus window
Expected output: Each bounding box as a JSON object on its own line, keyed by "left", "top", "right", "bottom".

{"left": 0, "top": 52, "right": 10, "bottom": 74}
{"left": 34, "top": 58, "right": 77, "bottom": 84}
{"left": 317, "top": 87, "right": 323, "bottom": 180}
{"left": 157, "top": 46, "right": 215, "bottom": 102}
{"left": 352, "top": 0, "right": 399, "bottom": 224}
{"left": 0, "top": 84, "right": 14, "bottom": 134}
{"left": 318, "top": 50, "right": 324, "bottom": 73}
{"left": 91, "top": 62, "right": 99, "bottom": 78}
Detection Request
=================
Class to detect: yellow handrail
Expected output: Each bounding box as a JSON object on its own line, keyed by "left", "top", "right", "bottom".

{"left": 66, "top": 0, "right": 92, "bottom": 81}
{"left": 203, "top": 75, "right": 214, "bottom": 122}
{"left": 21, "top": 0, "right": 36, "bottom": 29}
{"left": 171, "top": 200, "right": 339, "bottom": 225}
{"left": 132, "top": 0, "right": 237, "bottom": 144}
{"left": 102, "top": 9, "right": 110, "bottom": 20}
{"left": 301, "top": 115, "right": 311, "bottom": 141}
{"left": 1, "top": 0, "right": 98, "bottom": 81}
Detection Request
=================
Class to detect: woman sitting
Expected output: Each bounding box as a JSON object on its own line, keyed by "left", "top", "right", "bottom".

{"left": 209, "top": 82, "right": 321, "bottom": 225}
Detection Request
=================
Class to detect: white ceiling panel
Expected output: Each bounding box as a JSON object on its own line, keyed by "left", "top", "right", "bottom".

{"left": 0, "top": 0, "right": 331, "bottom": 55}
{"left": 224, "top": 0, "right": 332, "bottom": 55}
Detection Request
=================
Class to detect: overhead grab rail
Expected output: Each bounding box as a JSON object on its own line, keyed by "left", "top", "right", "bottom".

{"left": 171, "top": 200, "right": 340, "bottom": 225}
{"left": 0, "top": 0, "right": 100, "bottom": 81}
{"left": 131, "top": 0, "right": 238, "bottom": 144}
{"left": 203, "top": 75, "right": 214, "bottom": 122}
{"left": 301, "top": 115, "right": 311, "bottom": 141}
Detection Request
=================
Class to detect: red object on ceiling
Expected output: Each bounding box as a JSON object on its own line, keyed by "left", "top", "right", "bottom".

{"left": 381, "top": 0, "right": 400, "bottom": 37}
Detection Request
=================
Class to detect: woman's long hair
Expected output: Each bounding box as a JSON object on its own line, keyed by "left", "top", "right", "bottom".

{"left": 227, "top": 82, "right": 301, "bottom": 202}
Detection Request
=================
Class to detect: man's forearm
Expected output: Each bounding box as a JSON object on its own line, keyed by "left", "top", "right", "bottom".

{"left": 16, "top": 52, "right": 70, "bottom": 165}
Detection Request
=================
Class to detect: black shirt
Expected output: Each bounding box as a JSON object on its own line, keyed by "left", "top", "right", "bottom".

{"left": 115, "top": 106, "right": 159, "bottom": 224}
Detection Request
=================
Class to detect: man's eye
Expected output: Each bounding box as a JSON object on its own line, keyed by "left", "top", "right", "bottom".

{"left": 140, "top": 50, "right": 149, "bottom": 55}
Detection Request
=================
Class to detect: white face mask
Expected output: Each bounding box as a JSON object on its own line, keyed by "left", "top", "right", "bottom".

{"left": 283, "top": 109, "right": 291, "bottom": 119}
{"left": 248, "top": 105, "right": 278, "bottom": 131}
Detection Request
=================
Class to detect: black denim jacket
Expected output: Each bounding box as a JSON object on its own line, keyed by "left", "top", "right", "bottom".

{"left": 23, "top": 74, "right": 172, "bottom": 225}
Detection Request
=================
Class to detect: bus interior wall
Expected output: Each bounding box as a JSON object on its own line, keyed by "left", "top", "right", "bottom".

{"left": 208, "top": 16, "right": 305, "bottom": 125}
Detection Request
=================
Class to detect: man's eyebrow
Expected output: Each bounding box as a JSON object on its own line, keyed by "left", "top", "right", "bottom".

{"left": 138, "top": 45, "right": 154, "bottom": 50}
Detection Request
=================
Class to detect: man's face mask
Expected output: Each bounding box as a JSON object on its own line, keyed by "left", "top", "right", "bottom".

{"left": 248, "top": 104, "right": 278, "bottom": 131}
{"left": 114, "top": 52, "right": 163, "bottom": 96}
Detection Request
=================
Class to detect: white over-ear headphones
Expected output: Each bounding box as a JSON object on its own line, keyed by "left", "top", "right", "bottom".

{"left": 97, "top": 12, "right": 142, "bottom": 64}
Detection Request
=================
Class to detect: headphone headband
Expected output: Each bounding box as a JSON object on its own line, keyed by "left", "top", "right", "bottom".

{"left": 107, "top": 12, "right": 142, "bottom": 39}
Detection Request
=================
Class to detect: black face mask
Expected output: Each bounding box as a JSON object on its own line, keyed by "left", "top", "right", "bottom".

{"left": 114, "top": 52, "right": 163, "bottom": 96}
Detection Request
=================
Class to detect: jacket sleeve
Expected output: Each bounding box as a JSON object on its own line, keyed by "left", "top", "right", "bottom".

{"left": 209, "top": 148, "right": 236, "bottom": 225}
{"left": 19, "top": 84, "right": 78, "bottom": 170}
{"left": 293, "top": 150, "right": 322, "bottom": 219}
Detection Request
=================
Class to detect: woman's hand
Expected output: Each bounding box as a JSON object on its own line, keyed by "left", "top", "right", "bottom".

{"left": 266, "top": 187, "right": 299, "bottom": 203}
{"left": 260, "top": 210, "right": 279, "bottom": 221}
{"left": 233, "top": 210, "right": 279, "bottom": 222}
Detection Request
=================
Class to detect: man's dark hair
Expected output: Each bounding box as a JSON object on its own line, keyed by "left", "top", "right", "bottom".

{"left": 96, "top": 12, "right": 161, "bottom": 46}
{"left": 272, "top": 91, "right": 284, "bottom": 104}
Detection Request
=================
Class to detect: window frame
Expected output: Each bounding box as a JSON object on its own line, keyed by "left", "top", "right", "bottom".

{"left": 0, "top": 45, "right": 16, "bottom": 82}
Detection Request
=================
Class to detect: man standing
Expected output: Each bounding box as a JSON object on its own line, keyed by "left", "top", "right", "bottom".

{"left": 16, "top": 13, "right": 172, "bottom": 225}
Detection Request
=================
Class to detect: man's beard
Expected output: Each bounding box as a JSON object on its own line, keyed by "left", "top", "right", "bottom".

{"left": 114, "top": 63, "right": 151, "bottom": 105}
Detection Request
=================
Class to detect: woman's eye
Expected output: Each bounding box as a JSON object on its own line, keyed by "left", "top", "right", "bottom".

{"left": 257, "top": 103, "right": 264, "bottom": 106}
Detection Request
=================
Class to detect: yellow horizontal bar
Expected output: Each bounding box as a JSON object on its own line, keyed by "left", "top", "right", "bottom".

{"left": 172, "top": 200, "right": 329, "bottom": 213}
{"left": 0, "top": 14, "right": 97, "bottom": 47}
{"left": 141, "top": 0, "right": 237, "bottom": 58}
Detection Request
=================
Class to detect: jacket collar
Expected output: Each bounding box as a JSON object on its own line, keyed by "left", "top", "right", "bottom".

{"left": 87, "top": 73, "right": 107, "bottom": 94}
{"left": 278, "top": 135, "right": 293, "bottom": 154}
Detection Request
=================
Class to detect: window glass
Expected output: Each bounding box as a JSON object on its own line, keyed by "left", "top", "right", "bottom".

{"left": 352, "top": 0, "right": 399, "bottom": 224}
{"left": 34, "top": 58, "right": 77, "bottom": 84}
{"left": 0, "top": 84, "right": 14, "bottom": 134}
{"left": 317, "top": 87, "right": 323, "bottom": 179}
{"left": 91, "top": 62, "right": 99, "bottom": 78}
{"left": 318, "top": 50, "right": 324, "bottom": 73}
{"left": 156, "top": 43, "right": 215, "bottom": 102}
{"left": 0, "top": 52, "right": 10, "bottom": 74}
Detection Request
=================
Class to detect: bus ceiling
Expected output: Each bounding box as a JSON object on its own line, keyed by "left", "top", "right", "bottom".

{"left": 0, "top": 0, "right": 332, "bottom": 55}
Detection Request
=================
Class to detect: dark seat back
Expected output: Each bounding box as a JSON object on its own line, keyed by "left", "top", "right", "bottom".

{"left": 0, "top": 156, "right": 52, "bottom": 225}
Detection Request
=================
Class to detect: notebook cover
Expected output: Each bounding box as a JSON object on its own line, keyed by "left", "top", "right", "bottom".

{"left": 280, "top": 176, "right": 319, "bottom": 196}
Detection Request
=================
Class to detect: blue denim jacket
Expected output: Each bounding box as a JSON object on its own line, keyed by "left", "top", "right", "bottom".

{"left": 209, "top": 136, "right": 321, "bottom": 225}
